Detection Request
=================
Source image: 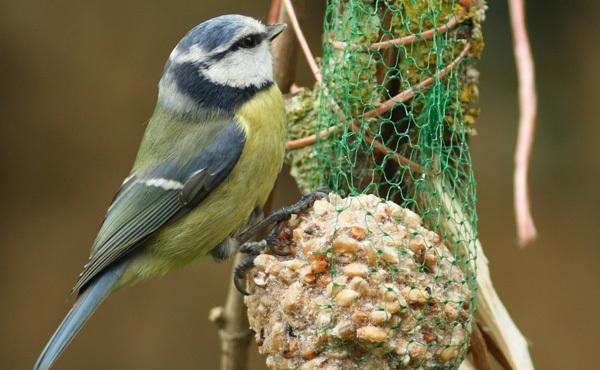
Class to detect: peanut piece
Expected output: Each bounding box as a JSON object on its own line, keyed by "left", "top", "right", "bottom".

{"left": 332, "top": 236, "right": 360, "bottom": 254}
{"left": 369, "top": 310, "right": 389, "bottom": 324}
{"left": 335, "top": 289, "right": 360, "bottom": 307}
{"left": 350, "top": 226, "right": 366, "bottom": 240}
{"left": 343, "top": 262, "right": 368, "bottom": 277}
{"left": 440, "top": 347, "right": 458, "bottom": 363}
{"left": 351, "top": 310, "right": 368, "bottom": 326}
{"left": 312, "top": 198, "right": 330, "bottom": 216}
{"left": 253, "top": 254, "right": 276, "bottom": 270}
{"left": 292, "top": 228, "right": 304, "bottom": 242}
{"left": 333, "top": 320, "right": 355, "bottom": 339}
{"left": 444, "top": 302, "right": 459, "bottom": 321}
{"left": 282, "top": 282, "right": 303, "bottom": 312}
{"left": 424, "top": 249, "right": 439, "bottom": 270}
{"left": 407, "top": 288, "right": 428, "bottom": 305}
{"left": 271, "top": 322, "right": 285, "bottom": 352}
{"left": 356, "top": 326, "right": 388, "bottom": 342}
{"left": 349, "top": 277, "right": 369, "bottom": 295}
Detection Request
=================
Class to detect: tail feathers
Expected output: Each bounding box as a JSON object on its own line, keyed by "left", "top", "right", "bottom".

{"left": 34, "top": 261, "right": 128, "bottom": 370}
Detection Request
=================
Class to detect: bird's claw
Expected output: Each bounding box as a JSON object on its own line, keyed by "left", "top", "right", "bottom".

{"left": 232, "top": 188, "right": 332, "bottom": 295}
{"left": 233, "top": 252, "right": 259, "bottom": 295}
{"left": 233, "top": 223, "right": 288, "bottom": 295}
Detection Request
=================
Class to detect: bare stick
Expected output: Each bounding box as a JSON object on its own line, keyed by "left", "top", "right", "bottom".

{"left": 509, "top": 0, "right": 538, "bottom": 246}
{"left": 209, "top": 253, "right": 252, "bottom": 370}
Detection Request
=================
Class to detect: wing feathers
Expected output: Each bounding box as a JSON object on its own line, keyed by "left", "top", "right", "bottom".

{"left": 72, "top": 121, "right": 246, "bottom": 293}
{"left": 74, "top": 189, "right": 180, "bottom": 292}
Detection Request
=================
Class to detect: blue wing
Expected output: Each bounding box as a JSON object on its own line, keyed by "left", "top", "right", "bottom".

{"left": 72, "top": 121, "right": 246, "bottom": 293}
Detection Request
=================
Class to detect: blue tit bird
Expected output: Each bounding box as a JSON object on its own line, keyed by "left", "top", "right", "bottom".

{"left": 34, "top": 15, "right": 288, "bottom": 370}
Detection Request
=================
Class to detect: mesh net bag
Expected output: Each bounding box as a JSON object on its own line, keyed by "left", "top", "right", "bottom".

{"left": 245, "top": 1, "right": 487, "bottom": 368}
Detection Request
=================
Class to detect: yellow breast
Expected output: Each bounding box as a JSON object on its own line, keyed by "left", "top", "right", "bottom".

{"left": 234, "top": 84, "right": 287, "bottom": 206}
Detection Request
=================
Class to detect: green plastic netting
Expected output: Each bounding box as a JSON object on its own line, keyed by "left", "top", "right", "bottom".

{"left": 281, "top": 1, "right": 486, "bottom": 368}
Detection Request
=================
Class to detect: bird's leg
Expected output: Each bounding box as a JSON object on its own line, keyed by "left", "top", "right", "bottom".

{"left": 238, "top": 240, "right": 268, "bottom": 255}
{"left": 233, "top": 188, "right": 330, "bottom": 295}
{"left": 210, "top": 237, "right": 241, "bottom": 261}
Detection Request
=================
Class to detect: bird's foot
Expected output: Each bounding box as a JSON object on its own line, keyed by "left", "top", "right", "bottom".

{"left": 234, "top": 240, "right": 266, "bottom": 295}
{"left": 233, "top": 223, "right": 287, "bottom": 295}
{"left": 233, "top": 188, "right": 331, "bottom": 295}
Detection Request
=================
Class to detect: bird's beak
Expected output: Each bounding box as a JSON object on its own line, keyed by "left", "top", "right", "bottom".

{"left": 266, "top": 23, "right": 287, "bottom": 41}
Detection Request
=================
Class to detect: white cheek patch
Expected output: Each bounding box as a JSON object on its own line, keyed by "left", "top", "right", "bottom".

{"left": 202, "top": 42, "right": 273, "bottom": 88}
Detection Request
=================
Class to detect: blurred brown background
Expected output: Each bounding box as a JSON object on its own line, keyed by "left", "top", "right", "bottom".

{"left": 1, "top": 0, "right": 598, "bottom": 369}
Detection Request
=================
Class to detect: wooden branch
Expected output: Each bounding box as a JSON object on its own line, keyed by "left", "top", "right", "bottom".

{"left": 209, "top": 253, "right": 252, "bottom": 370}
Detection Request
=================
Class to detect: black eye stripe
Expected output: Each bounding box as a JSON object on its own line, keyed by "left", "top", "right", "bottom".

{"left": 231, "top": 32, "right": 266, "bottom": 50}
{"left": 204, "top": 32, "right": 267, "bottom": 64}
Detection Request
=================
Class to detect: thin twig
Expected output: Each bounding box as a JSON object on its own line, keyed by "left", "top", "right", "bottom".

{"left": 348, "top": 120, "right": 424, "bottom": 173}
{"left": 364, "top": 42, "right": 471, "bottom": 119}
{"left": 331, "top": 12, "right": 464, "bottom": 51}
{"left": 285, "top": 42, "right": 471, "bottom": 153}
{"left": 509, "top": 0, "right": 537, "bottom": 246}
{"left": 286, "top": 126, "right": 337, "bottom": 150}
{"left": 282, "top": 0, "right": 321, "bottom": 82}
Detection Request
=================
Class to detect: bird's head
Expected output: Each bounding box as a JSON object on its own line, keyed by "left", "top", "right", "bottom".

{"left": 158, "top": 15, "right": 286, "bottom": 116}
